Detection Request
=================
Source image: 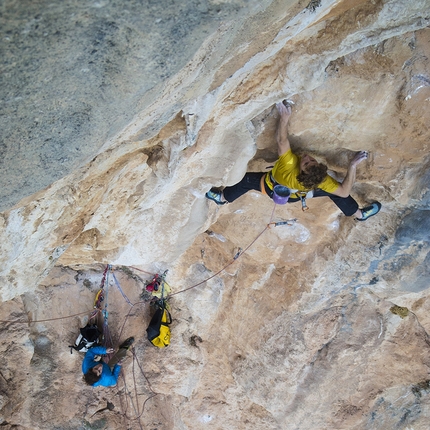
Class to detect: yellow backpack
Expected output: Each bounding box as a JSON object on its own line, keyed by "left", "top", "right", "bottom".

{"left": 146, "top": 303, "right": 172, "bottom": 348}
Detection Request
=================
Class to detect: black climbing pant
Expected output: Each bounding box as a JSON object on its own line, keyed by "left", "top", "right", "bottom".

{"left": 222, "top": 172, "right": 359, "bottom": 217}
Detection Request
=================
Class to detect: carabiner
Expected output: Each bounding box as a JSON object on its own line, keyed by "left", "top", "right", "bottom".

{"left": 298, "top": 192, "right": 309, "bottom": 211}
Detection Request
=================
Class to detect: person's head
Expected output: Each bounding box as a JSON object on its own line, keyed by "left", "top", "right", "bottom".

{"left": 84, "top": 363, "right": 103, "bottom": 386}
{"left": 297, "top": 154, "right": 328, "bottom": 189}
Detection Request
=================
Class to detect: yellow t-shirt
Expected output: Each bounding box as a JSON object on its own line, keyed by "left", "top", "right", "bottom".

{"left": 267, "top": 149, "right": 339, "bottom": 196}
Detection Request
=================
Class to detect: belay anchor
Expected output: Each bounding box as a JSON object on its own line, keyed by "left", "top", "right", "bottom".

{"left": 145, "top": 270, "right": 168, "bottom": 294}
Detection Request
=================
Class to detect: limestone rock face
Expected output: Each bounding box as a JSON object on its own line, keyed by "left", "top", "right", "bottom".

{"left": 1, "top": 0, "right": 430, "bottom": 429}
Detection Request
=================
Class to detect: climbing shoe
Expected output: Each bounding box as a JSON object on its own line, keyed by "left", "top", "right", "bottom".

{"left": 356, "top": 202, "right": 381, "bottom": 221}
{"left": 119, "top": 337, "right": 135, "bottom": 350}
{"left": 205, "top": 189, "right": 227, "bottom": 205}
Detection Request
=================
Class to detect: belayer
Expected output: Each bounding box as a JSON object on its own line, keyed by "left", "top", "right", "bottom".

{"left": 206, "top": 101, "right": 381, "bottom": 221}
{"left": 82, "top": 337, "right": 134, "bottom": 387}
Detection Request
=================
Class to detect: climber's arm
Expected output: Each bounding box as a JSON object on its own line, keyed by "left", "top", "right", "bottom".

{"left": 276, "top": 102, "right": 292, "bottom": 156}
{"left": 331, "top": 151, "right": 368, "bottom": 198}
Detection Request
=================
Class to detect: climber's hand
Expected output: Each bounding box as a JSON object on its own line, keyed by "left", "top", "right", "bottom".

{"left": 351, "top": 151, "right": 368, "bottom": 167}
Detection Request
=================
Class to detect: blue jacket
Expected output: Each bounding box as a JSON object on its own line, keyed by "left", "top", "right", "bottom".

{"left": 82, "top": 346, "right": 121, "bottom": 387}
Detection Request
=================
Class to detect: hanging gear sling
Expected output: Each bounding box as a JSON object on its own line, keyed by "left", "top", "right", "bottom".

{"left": 145, "top": 271, "right": 172, "bottom": 348}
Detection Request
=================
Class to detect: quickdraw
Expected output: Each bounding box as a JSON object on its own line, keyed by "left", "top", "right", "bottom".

{"left": 298, "top": 192, "right": 309, "bottom": 211}
{"left": 268, "top": 218, "right": 297, "bottom": 228}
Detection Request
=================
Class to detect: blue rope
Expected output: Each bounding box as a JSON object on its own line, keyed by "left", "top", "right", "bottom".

{"left": 112, "top": 272, "right": 133, "bottom": 306}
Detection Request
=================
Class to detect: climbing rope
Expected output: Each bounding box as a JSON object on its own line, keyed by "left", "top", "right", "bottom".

{"left": 112, "top": 272, "right": 133, "bottom": 306}
{"left": 110, "top": 203, "right": 288, "bottom": 428}
{"left": 169, "top": 202, "right": 279, "bottom": 297}
{"left": 117, "top": 347, "right": 159, "bottom": 429}
{"left": 0, "top": 204, "right": 297, "bottom": 325}
{"left": 129, "top": 266, "right": 156, "bottom": 276}
{"left": 0, "top": 309, "right": 94, "bottom": 325}
{"left": 116, "top": 301, "right": 145, "bottom": 342}
{"left": 0, "top": 202, "right": 298, "bottom": 427}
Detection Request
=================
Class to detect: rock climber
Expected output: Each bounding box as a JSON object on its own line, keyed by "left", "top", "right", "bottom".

{"left": 205, "top": 101, "right": 381, "bottom": 221}
{"left": 82, "top": 337, "right": 134, "bottom": 387}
